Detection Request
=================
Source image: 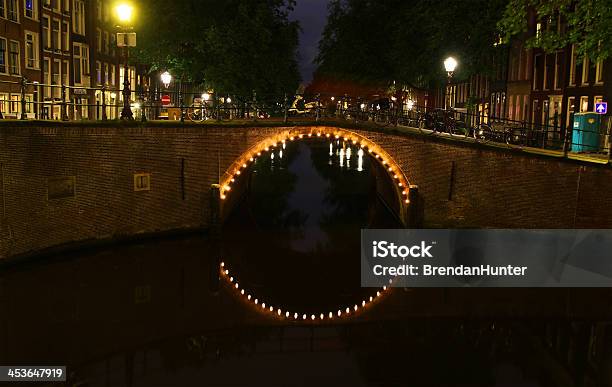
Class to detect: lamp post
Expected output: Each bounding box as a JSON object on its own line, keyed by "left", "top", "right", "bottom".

{"left": 116, "top": 3, "right": 134, "bottom": 120}
{"left": 443, "top": 56, "right": 457, "bottom": 110}
{"left": 161, "top": 71, "right": 172, "bottom": 89}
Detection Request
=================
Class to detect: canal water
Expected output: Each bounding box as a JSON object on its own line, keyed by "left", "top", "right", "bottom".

{"left": 221, "top": 139, "right": 402, "bottom": 314}
{"left": 0, "top": 139, "right": 573, "bottom": 386}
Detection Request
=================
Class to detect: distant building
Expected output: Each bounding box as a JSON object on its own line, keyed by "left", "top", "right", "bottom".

{"left": 0, "top": 0, "right": 146, "bottom": 120}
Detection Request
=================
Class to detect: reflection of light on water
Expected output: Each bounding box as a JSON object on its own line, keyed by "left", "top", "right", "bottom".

{"left": 358, "top": 148, "right": 364, "bottom": 172}
{"left": 271, "top": 152, "right": 275, "bottom": 160}
{"left": 329, "top": 142, "right": 333, "bottom": 156}
{"left": 339, "top": 148, "right": 345, "bottom": 167}
{"left": 279, "top": 150, "right": 283, "bottom": 159}
{"left": 283, "top": 142, "right": 286, "bottom": 150}
{"left": 346, "top": 147, "right": 352, "bottom": 160}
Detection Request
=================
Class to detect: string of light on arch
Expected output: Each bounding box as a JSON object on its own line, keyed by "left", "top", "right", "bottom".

{"left": 218, "top": 128, "right": 411, "bottom": 203}
{"left": 220, "top": 261, "right": 394, "bottom": 321}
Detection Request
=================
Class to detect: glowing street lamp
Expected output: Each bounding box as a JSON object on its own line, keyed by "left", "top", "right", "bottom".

{"left": 161, "top": 71, "right": 172, "bottom": 88}
{"left": 116, "top": 3, "right": 133, "bottom": 24}
{"left": 444, "top": 56, "right": 458, "bottom": 76}
{"left": 443, "top": 56, "right": 458, "bottom": 110}
{"left": 116, "top": 2, "right": 136, "bottom": 120}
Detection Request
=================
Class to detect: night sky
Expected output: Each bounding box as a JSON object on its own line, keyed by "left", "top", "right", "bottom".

{"left": 290, "top": 0, "right": 330, "bottom": 85}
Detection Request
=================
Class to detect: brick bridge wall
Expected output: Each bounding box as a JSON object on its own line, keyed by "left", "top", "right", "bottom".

{"left": 1, "top": 123, "right": 611, "bottom": 260}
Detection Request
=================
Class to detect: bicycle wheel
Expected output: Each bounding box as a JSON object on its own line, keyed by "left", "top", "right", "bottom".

{"left": 187, "top": 105, "right": 204, "bottom": 122}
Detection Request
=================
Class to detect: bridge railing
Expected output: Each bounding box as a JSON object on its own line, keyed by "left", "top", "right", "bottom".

{"left": 1, "top": 79, "right": 610, "bottom": 160}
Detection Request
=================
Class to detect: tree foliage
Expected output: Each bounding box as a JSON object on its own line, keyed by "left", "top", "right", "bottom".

{"left": 498, "top": 0, "right": 612, "bottom": 62}
{"left": 133, "top": 0, "right": 301, "bottom": 95}
{"left": 315, "top": 0, "right": 508, "bottom": 88}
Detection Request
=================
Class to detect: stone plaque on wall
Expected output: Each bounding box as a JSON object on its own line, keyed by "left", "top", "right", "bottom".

{"left": 47, "top": 177, "right": 76, "bottom": 200}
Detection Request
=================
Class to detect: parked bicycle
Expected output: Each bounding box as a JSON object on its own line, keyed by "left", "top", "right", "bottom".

{"left": 472, "top": 122, "right": 524, "bottom": 145}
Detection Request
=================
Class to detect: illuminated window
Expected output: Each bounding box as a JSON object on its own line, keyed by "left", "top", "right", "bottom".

{"left": 25, "top": 31, "right": 39, "bottom": 69}
{"left": 25, "top": 0, "right": 37, "bottom": 19}
{"left": 566, "top": 97, "right": 575, "bottom": 128}
{"left": 580, "top": 96, "right": 589, "bottom": 112}
{"left": 134, "top": 173, "right": 151, "bottom": 191}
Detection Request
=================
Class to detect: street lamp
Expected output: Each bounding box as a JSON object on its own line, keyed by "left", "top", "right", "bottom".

{"left": 161, "top": 71, "right": 172, "bottom": 88}
{"left": 443, "top": 56, "right": 458, "bottom": 110}
{"left": 116, "top": 2, "right": 135, "bottom": 120}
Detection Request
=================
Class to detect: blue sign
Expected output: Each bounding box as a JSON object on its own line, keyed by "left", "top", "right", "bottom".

{"left": 595, "top": 102, "right": 607, "bottom": 114}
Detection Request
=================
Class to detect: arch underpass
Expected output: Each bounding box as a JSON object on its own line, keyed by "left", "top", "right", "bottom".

{"left": 216, "top": 126, "right": 414, "bottom": 226}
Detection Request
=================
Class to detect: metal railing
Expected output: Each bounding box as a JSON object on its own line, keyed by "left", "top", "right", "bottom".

{"left": 1, "top": 79, "right": 610, "bottom": 161}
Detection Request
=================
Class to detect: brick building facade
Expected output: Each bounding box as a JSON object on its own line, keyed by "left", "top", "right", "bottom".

{"left": 0, "top": 0, "right": 144, "bottom": 120}
{"left": 441, "top": 10, "right": 610, "bottom": 136}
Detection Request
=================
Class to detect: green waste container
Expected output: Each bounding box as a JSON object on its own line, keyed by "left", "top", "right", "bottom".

{"left": 571, "top": 113, "right": 601, "bottom": 152}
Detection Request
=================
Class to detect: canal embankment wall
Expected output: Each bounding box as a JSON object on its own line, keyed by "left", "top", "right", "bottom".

{"left": 1, "top": 122, "right": 611, "bottom": 260}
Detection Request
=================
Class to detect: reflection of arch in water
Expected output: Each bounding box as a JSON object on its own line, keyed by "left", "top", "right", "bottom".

{"left": 220, "top": 261, "right": 393, "bottom": 323}
{"left": 218, "top": 127, "right": 413, "bottom": 225}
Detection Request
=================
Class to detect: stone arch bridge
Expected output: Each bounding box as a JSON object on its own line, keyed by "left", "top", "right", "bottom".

{"left": 1, "top": 121, "right": 612, "bottom": 260}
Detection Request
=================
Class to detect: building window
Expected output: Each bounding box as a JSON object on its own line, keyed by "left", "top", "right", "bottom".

{"left": 580, "top": 96, "right": 589, "bottom": 112}
{"left": 62, "top": 21, "right": 69, "bottom": 51}
{"left": 103, "top": 31, "right": 109, "bottom": 54}
{"left": 566, "top": 97, "right": 575, "bottom": 128}
{"left": 62, "top": 59, "right": 68, "bottom": 86}
{"left": 0, "top": 0, "right": 5, "bottom": 18}
{"left": 95, "top": 0, "right": 101, "bottom": 20}
{"left": 553, "top": 52, "right": 561, "bottom": 90}
{"left": 24, "top": 0, "right": 37, "bottom": 19}
{"left": 581, "top": 56, "right": 589, "bottom": 85}
{"left": 43, "top": 57, "right": 50, "bottom": 97}
{"left": 96, "top": 28, "right": 101, "bottom": 52}
{"left": 95, "top": 61, "right": 101, "bottom": 84}
{"left": 52, "top": 59, "right": 60, "bottom": 97}
{"left": 52, "top": 19, "right": 60, "bottom": 51}
{"left": 595, "top": 59, "right": 603, "bottom": 85}
{"left": 25, "top": 31, "right": 39, "bottom": 69}
{"left": 9, "top": 40, "right": 19, "bottom": 75}
{"left": 42, "top": 0, "right": 50, "bottom": 8}
{"left": 42, "top": 16, "right": 50, "bottom": 50}
{"left": 0, "top": 38, "right": 6, "bottom": 74}
{"left": 62, "top": 0, "right": 68, "bottom": 12}
{"left": 104, "top": 62, "right": 109, "bottom": 84}
{"left": 73, "top": 43, "right": 89, "bottom": 85}
{"left": 569, "top": 45, "right": 577, "bottom": 86}
{"left": 7, "top": 0, "right": 18, "bottom": 22}
{"left": 72, "top": 0, "right": 85, "bottom": 35}
{"left": 110, "top": 64, "right": 115, "bottom": 85}
{"left": 533, "top": 54, "right": 541, "bottom": 90}
{"left": 134, "top": 173, "right": 151, "bottom": 192}
{"left": 52, "top": 0, "right": 59, "bottom": 12}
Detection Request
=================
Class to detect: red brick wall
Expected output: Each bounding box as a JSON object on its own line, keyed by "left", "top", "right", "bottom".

{"left": 1, "top": 124, "right": 611, "bottom": 260}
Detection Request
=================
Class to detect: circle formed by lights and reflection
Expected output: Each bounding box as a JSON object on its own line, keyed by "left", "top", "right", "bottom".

{"left": 220, "top": 261, "right": 392, "bottom": 323}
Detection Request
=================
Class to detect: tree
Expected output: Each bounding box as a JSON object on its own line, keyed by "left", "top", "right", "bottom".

{"left": 498, "top": 0, "right": 612, "bottom": 62}
{"left": 133, "top": 0, "right": 300, "bottom": 95}
{"left": 315, "top": 0, "right": 507, "bottom": 89}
